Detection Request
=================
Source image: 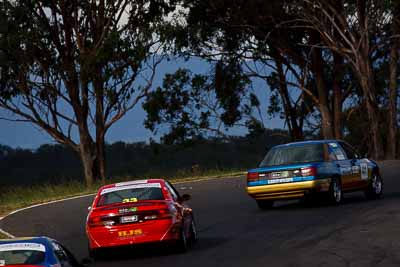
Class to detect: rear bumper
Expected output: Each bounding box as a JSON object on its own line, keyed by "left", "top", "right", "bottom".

{"left": 87, "top": 219, "right": 181, "bottom": 249}
{"left": 247, "top": 179, "right": 331, "bottom": 200}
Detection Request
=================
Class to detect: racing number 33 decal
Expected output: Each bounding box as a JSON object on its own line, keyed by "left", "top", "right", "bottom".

{"left": 122, "top": 198, "right": 138, "bottom": 203}
{"left": 360, "top": 162, "right": 369, "bottom": 180}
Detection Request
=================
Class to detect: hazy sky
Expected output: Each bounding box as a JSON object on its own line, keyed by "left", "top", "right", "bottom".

{"left": 0, "top": 58, "right": 284, "bottom": 148}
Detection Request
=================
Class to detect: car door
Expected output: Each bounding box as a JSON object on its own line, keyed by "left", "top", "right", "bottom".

{"left": 52, "top": 242, "right": 80, "bottom": 267}
{"left": 339, "top": 142, "right": 368, "bottom": 189}
{"left": 165, "top": 182, "right": 191, "bottom": 232}
{"left": 327, "top": 142, "right": 353, "bottom": 191}
{"left": 61, "top": 245, "right": 82, "bottom": 267}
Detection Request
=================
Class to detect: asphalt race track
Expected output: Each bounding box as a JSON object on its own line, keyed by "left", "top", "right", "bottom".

{"left": 1, "top": 161, "right": 400, "bottom": 267}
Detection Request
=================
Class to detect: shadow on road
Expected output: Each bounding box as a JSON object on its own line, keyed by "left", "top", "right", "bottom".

{"left": 263, "top": 191, "right": 395, "bottom": 212}
{"left": 92, "top": 237, "right": 229, "bottom": 262}
{"left": 93, "top": 244, "right": 179, "bottom": 262}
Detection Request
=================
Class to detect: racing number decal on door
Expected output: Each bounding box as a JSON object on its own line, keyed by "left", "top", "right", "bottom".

{"left": 360, "top": 163, "right": 369, "bottom": 180}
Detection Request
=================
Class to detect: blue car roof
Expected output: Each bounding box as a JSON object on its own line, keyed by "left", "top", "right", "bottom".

{"left": 0, "top": 236, "right": 50, "bottom": 245}
{"left": 273, "top": 139, "right": 340, "bottom": 149}
{"left": 0, "top": 236, "right": 59, "bottom": 265}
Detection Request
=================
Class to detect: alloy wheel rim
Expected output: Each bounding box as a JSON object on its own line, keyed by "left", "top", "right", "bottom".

{"left": 373, "top": 175, "right": 382, "bottom": 194}
{"left": 182, "top": 229, "right": 187, "bottom": 247}
{"left": 333, "top": 180, "right": 341, "bottom": 202}
{"left": 191, "top": 221, "right": 197, "bottom": 239}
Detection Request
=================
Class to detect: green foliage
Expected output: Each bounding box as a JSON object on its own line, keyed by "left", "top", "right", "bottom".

{"left": 267, "top": 92, "right": 282, "bottom": 118}
{"left": 143, "top": 68, "right": 203, "bottom": 144}
{"left": 143, "top": 65, "right": 258, "bottom": 144}
{"left": 214, "top": 61, "right": 250, "bottom": 126}
{"left": 0, "top": 0, "right": 184, "bottom": 184}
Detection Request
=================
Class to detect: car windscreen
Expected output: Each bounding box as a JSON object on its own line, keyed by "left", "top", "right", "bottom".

{"left": 97, "top": 183, "right": 164, "bottom": 207}
{"left": 0, "top": 243, "right": 46, "bottom": 266}
{"left": 259, "top": 144, "right": 324, "bottom": 167}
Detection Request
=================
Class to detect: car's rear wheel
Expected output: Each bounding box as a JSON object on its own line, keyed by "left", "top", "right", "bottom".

{"left": 175, "top": 227, "right": 188, "bottom": 253}
{"left": 256, "top": 199, "right": 274, "bottom": 210}
{"left": 329, "top": 177, "right": 342, "bottom": 204}
{"left": 190, "top": 219, "right": 198, "bottom": 244}
{"left": 365, "top": 173, "right": 383, "bottom": 200}
{"left": 88, "top": 246, "right": 100, "bottom": 261}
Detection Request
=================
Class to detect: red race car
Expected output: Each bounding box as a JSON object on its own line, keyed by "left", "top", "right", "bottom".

{"left": 86, "top": 179, "right": 197, "bottom": 258}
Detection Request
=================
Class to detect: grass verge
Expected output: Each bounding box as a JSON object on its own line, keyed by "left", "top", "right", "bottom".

{"left": 0, "top": 169, "right": 245, "bottom": 218}
{"left": 0, "top": 232, "right": 9, "bottom": 239}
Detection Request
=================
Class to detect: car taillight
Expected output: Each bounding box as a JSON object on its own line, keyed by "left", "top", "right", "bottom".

{"left": 300, "top": 167, "right": 317, "bottom": 177}
{"left": 144, "top": 206, "right": 175, "bottom": 221}
{"left": 88, "top": 216, "right": 115, "bottom": 227}
{"left": 143, "top": 212, "right": 169, "bottom": 221}
{"left": 247, "top": 172, "right": 259, "bottom": 182}
{"left": 159, "top": 208, "right": 174, "bottom": 219}
{"left": 144, "top": 215, "right": 158, "bottom": 220}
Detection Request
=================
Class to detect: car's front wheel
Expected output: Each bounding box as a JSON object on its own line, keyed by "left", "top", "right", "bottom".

{"left": 256, "top": 199, "right": 274, "bottom": 210}
{"left": 329, "top": 177, "right": 342, "bottom": 204}
{"left": 365, "top": 173, "right": 383, "bottom": 200}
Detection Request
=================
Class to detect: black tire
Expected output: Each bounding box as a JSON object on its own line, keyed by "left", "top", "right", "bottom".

{"left": 329, "top": 177, "right": 342, "bottom": 204}
{"left": 256, "top": 199, "right": 274, "bottom": 210}
{"left": 365, "top": 173, "right": 383, "bottom": 200}
{"left": 189, "top": 219, "right": 198, "bottom": 244}
{"left": 175, "top": 227, "right": 188, "bottom": 253}
{"left": 88, "top": 246, "right": 100, "bottom": 261}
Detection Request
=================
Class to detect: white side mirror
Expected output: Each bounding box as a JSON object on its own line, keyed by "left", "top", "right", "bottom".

{"left": 87, "top": 206, "right": 92, "bottom": 211}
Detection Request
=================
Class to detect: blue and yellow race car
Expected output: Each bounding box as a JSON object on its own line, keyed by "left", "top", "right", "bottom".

{"left": 0, "top": 237, "right": 89, "bottom": 267}
{"left": 247, "top": 140, "right": 383, "bottom": 209}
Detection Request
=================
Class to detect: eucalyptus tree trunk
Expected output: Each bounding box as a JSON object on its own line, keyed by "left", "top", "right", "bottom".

{"left": 79, "top": 137, "right": 106, "bottom": 187}
{"left": 311, "top": 33, "right": 334, "bottom": 139}
{"left": 332, "top": 53, "right": 343, "bottom": 139}
{"left": 386, "top": 3, "right": 399, "bottom": 159}
{"left": 355, "top": 0, "right": 384, "bottom": 159}
{"left": 358, "top": 61, "right": 384, "bottom": 159}
{"left": 94, "top": 64, "right": 107, "bottom": 184}
{"left": 79, "top": 134, "right": 96, "bottom": 187}
{"left": 332, "top": 0, "right": 344, "bottom": 139}
{"left": 273, "top": 50, "right": 304, "bottom": 141}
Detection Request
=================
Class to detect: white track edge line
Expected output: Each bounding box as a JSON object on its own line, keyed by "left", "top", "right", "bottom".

{"left": 0, "top": 228, "right": 15, "bottom": 238}
{"left": 0, "top": 174, "right": 245, "bottom": 238}
{"left": 5, "top": 193, "right": 96, "bottom": 217}
{"left": 0, "top": 193, "right": 96, "bottom": 239}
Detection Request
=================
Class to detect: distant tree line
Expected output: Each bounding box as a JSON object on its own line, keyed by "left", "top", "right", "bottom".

{"left": 0, "top": 129, "right": 290, "bottom": 187}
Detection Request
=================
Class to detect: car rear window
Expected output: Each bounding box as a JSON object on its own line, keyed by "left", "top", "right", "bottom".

{"left": 259, "top": 143, "right": 324, "bottom": 167}
{"left": 0, "top": 243, "right": 46, "bottom": 266}
{"left": 97, "top": 183, "right": 164, "bottom": 207}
